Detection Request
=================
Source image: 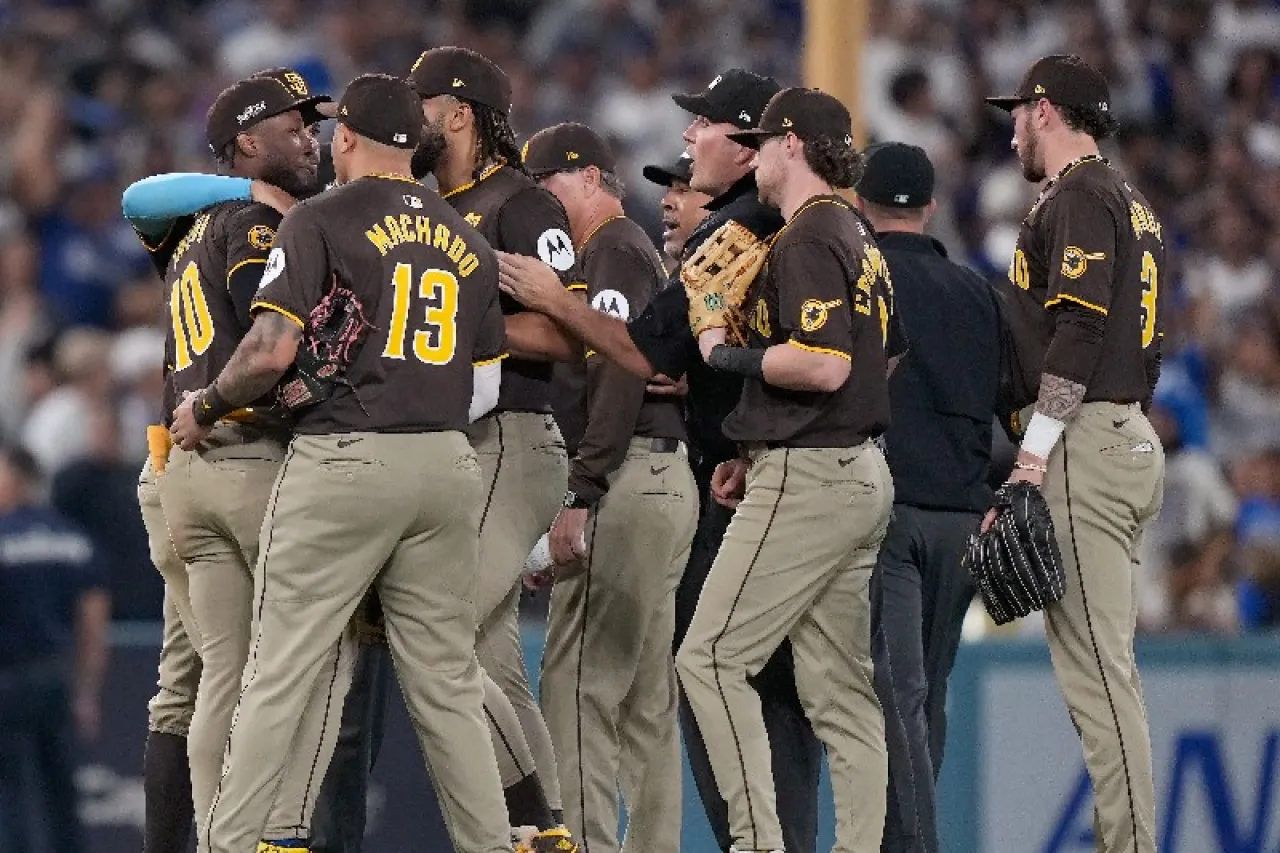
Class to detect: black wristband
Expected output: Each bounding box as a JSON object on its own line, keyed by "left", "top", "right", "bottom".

{"left": 707, "top": 344, "right": 766, "bottom": 379}
{"left": 192, "top": 384, "right": 236, "bottom": 427}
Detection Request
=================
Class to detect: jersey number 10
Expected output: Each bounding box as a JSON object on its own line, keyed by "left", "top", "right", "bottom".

{"left": 170, "top": 261, "right": 214, "bottom": 371}
{"left": 383, "top": 263, "right": 459, "bottom": 365}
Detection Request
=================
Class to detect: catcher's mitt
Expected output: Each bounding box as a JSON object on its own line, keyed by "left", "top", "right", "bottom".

{"left": 963, "top": 481, "right": 1067, "bottom": 625}
{"left": 681, "top": 220, "right": 768, "bottom": 345}
{"left": 277, "top": 274, "right": 374, "bottom": 412}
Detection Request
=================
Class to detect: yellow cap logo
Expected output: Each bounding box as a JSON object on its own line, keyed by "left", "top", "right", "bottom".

{"left": 452, "top": 77, "right": 465, "bottom": 87}
{"left": 283, "top": 72, "right": 308, "bottom": 97}
{"left": 1034, "top": 84, "right": 1046, "bottom": 94}
{"left": 566, "top": 151, "right": 579, "bottom": 160}
{"left": 781, "top": 117, "right": 794, "bottom": 128}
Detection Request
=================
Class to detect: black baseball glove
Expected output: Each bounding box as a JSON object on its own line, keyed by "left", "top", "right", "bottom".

{"left": 277, "top": 274, "right": 374, "bottom": 412}
{"left": 963, "top": 481, "right": 1067, "bottom": 625}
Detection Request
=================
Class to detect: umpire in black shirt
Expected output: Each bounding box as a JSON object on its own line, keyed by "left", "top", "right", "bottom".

{"left": 852, "top": 143, "right": 1001, "bottom": 853}
{"left": 497, "top": 69, "right": 823, "bottom": 853}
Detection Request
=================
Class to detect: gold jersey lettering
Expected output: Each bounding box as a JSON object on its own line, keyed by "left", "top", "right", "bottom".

{"left": 1130, "top": 201, "right": 1163, "bottom": 243}
{"left": 433, "top": 224, "right": 451, "bottom": 252}
{"left": 366, "top": 223, "right": 394, "bottom": 256}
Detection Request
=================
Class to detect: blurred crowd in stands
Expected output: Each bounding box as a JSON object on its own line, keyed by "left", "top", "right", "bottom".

{"left": 0, "top": 0, "right": 1276, "bottom": 633}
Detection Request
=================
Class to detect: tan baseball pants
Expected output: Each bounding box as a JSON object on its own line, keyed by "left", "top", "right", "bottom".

{"left": 677, "top": 443, "right": 894, "bottom": 853}
{"left": 204, "top": 431, "right": 511, "bottom": 853}
{"left": 138, "top": 457, "right": 201, "bottom": 737}
{"left": 467, "top": 411, "right": 568, "bottom": 798}
{"left": 541, "top": 438, "right": 698, "bottom": 853}
{"left": 1041, "top": 402, "right": 1164, "bottom": 853}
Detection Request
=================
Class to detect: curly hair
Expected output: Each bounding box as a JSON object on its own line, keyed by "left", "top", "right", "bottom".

{"left": 803, "top": 137, "right": 865, "bottom": 190}
{"left": 1058, "top": 103, "right": 1120, "bottom": 141}
{"left": 471, "top": 102, "right": 527, "bottom": 178}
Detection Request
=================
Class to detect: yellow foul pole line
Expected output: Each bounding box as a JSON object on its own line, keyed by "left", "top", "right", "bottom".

{"left": 803, "top": 0, "right": 871, "bottom": 199}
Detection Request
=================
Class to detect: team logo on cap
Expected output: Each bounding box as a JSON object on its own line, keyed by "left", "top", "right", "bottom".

{"left": 536, "top": 228, "right": 575, "bottom": 272}
{"left": 247, "top": 225, "right": 275, "bottom": 250}
{"left": 452, "top": 78, "right": 465, "bottom": 87}
{"left": 781, "top": 117, "right": 793, "bottom": 128}
{"left": 566, "top": 151, "right": 579, "bottom": 161}
{"left": 237, "top": 101, "right": 267, "bottom": 124}
{"left": 739, "top": 111, "right": 751, "bottom": 122}
{"left": 282, "top": 72, "right": 309, "bottom": 97}
{"left": 1060, "top": 246, "right": 1106, "bottom": 280}
{"left": 1034, "top": 84, "right": 1046, "bottom": 94}
{"left": 800, "top": 298, "right": 844, "bottom": 332}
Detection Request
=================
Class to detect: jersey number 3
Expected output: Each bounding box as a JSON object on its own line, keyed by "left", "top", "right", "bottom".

{"left": 383, "top": 263, "right": 459, "bottom": 365}
{"left": 170, "top": 261, "right": 214, "bottom": 371}
{"left": 1140, "top": 250, "right": 1158, "bottom": 350}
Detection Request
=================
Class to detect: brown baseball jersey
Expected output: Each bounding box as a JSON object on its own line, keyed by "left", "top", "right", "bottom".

{"left": 441, "top": 164, "right": 581, "bottom": 413}
{"left": 136, "top": 202, "right": 283, "bottom": 425}
{"left": 564, "top": 216, "right": 686, "bottom": 504}
{"left": 999, "top": 155, "right": 1166, "bottom": 409}
{"left": 252, "top": 174, "right": 506, "bottom": 434}
{"left": 722, "top": 196, "right": 899, "bottom": 448}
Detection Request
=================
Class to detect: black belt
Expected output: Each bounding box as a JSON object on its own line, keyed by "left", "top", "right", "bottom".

{"left": 649, "top": 437, "right": 681, "bottom": 453}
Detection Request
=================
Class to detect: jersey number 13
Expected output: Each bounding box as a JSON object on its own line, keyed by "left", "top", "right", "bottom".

{"left": 382, "top": 263, "right": 459, "bottom": 365}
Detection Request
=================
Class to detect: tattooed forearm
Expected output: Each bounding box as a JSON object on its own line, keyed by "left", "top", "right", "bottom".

{"left": 1035, "top": 373, "right": 1086, "bottom": 422}
{"left": 214, "top": 312, "right": 301, "bottom": 404}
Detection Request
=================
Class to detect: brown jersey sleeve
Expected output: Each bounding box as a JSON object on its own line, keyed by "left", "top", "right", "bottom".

{"left": 473, "top": 257, "right": 508, "bottom": 366}
{"left": 1041, "top": 189, "right": 1118, "bottom": 387}
{"left": 566, "top": 245, "right": 656, "bottom": 505}
{"left": 224, "top": 204, "right": 284, "bottom": 327}
{"left": 1045, "top": 189, "right": 1118, "bottom": 316}
{"left": 495, "top": 186, "right": 583, "bottom": 287}
{"left": 250, "top": 205, "right": 330, "bottom": 328}
{"left": 776, "top": 240, "right": 856, "bottom": 360}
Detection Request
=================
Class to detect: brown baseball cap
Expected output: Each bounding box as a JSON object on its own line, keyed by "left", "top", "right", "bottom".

{"left": 985, "top": 54, "right": 1111, "bottom": 113}
{"left": 206, "top": 73, "right": 332, "bottom": 152}
{"left": 250, "top": 67, "right": 332, "bottom": 125}
{"left": 407, "top": 46, "right": 512, "bottom": 115}
{"left": 725, "top": 87, "right": 854, "bottom": 149}
{"left": 315, "top": 74, "right": 423, "bottom": 150}
{"left": 523, "top": 122, "right": 617, "bottom": 178}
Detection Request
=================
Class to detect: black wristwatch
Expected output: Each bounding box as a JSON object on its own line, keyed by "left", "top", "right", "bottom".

{"left": 563, "top": 489, "right": 592, "bottom": 510}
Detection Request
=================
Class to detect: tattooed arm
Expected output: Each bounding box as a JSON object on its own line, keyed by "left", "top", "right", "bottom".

{"left": 211, "top": 312, "right": 302, "bottom": 405}
{"left": 1035, "top": 373, "right": 1087, "bottom": 422}
{"left": 169, "top": 311, "right": 301, "bottom": 449}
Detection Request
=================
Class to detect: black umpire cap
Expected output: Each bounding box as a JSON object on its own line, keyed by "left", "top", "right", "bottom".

{"left": 985, "top": 54, "right": 1111, "bottom": 114}
{"left": 642, "top": 151, "right": 694, "bottom": 188}
{"left": 672, "top": 68, "right": 781, "bottom": 130}
{"left": 206, "top": 72, "right": 332, "bottom": 153}
{"left": 316, "top": 74, "right": 423, "bottom": 150}
{"left": 523, "top": 122, "right": 617, "bottom": 178}
{"left": 857, "top": 142, "right": 934, "bottom": 208}
{"left": 726, "top": 87, "right": 854, "bottom": 150}
{"left": 408, "top": 46, "right": 513, "bottom": 116}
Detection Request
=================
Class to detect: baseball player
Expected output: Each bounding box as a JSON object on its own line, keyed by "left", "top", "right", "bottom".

{"left": 677, "top": 88, "right": 901, "bottom": 853}
{"left": 521, "top": 123, "right": 698, "bottom": 853}
{"left": 985, "top": 55, "right": 1166, "bottom": 853}
{"left": 404, "top": 46, "right": 580, "bottom": 847}
{"left": 851, "top": 143, "right": 1001, "bottom": 853}
{"left": 642, "top": 151, "right": 712, "bottom": 270}
{"left": 169, "top": 73, "right": 513, "bottom": 853}
{"left": 497, "top": 69, "right": 826, "bottom": 853}
{"left": 124, "top": 69, "right": 349, "bottom": 849}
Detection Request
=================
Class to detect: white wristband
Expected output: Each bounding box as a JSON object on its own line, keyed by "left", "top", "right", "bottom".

{"left": 1020, "top": 411, "right": 1066, "bottom": 460}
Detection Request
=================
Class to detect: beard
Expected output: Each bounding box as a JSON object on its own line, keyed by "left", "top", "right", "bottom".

{"left": 411, "top": 119, "right": 448, "bottom": 180}
{"left": 1018, "top": 128, "right": 1046, "bottom": 183}
{"left": 259, "top": 152, "right": 321, "bottom": 198}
